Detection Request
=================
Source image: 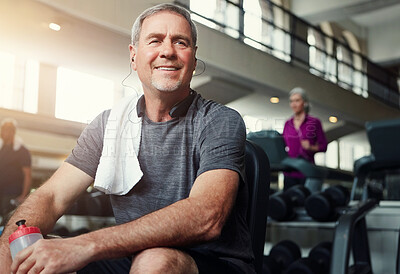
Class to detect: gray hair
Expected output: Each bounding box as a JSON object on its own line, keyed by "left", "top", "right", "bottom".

{"left": 131, "top": 3, "right": 197, "bottom": 47}
{"left": 1, "top": 118, "right": 17, "bottom": 128}
{"left": 289, "top": 87, "right": 310, "bottom": 113}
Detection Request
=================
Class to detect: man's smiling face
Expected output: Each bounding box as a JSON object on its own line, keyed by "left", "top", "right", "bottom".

{"left": 131, "top": 11, "right": 197, "bottom": 94}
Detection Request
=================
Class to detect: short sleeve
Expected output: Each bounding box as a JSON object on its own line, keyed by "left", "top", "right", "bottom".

{"left": 20, "top": 147, "right": 31, "bottom": 167}
{"left": 65, "top": 110, "right": 110, "bottom": 178}
{"left": 197, "top": 107, "right": 246, "bottom": 182}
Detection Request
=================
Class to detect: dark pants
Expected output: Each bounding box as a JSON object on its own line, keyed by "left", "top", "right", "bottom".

{"left": 78, "top": 249, "right": 246, "bottom": 274}
{"left": 284, "top": 176, "right": 306, "bottom": 191}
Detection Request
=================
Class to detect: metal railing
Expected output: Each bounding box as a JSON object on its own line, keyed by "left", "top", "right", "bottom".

{"left": 176, "top": 0, "right": 400, "bottom": 109}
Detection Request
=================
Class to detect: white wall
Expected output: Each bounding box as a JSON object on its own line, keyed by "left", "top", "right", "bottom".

{"left": 369, "top": 19, "right": 400, "bottom": 63}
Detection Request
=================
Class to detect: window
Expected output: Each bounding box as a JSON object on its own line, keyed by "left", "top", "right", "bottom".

{"left": 337, "top": 43, "right": 353, "bottom": 89}
{"left": 325, "top": 141, "right": 338, "bottom": 169}
{"left": 0, "top": 52, "right": 39, "bottom": 113}
{"left": 55, "top": 67, "right": 114, "bottom": 124}
{"left": 308, "top": 28, "right": 327, "bottom": 78}
{"left": 23, "top": 60, "right": 39, "bottom": 113}
{"left": 190, "top": 0, "right": 240, "bottom": 39}
{"left": 243, "top": 0, "right": 263, "bottom": 48}
{"left": 0, "top": 51, "right": 15, "bottom": 109}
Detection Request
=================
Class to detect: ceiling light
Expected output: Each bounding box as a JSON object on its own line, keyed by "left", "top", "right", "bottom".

{"left": 49, "top": 23, "right": 61, "bottom": 31}
{"left": 270, "top": 97, "right": 279, "bottom": 104}
{"left": 329, "top": 116, "right": 338, "bottom": 123}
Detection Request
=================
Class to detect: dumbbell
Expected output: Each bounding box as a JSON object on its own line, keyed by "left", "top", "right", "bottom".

{"left": 285, "top": 241, "right": 332, "bottom": 274}
{"left": 263, "top": 240, "right": 302, "bottom": 274}
{"left": 268, "top": 185, "right": 311, "bottom": 221}
{"left": 305, "top": 185, "right": 350, "bottom": 222}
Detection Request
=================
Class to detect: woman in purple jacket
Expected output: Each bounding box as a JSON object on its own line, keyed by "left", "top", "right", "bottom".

{"left": 282, "top": 87, "right": 327, "bottom": 191}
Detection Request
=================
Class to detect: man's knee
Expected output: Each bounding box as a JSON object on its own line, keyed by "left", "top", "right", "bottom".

{"left": 130, "top": 248, "right": 198, "bottom": 274}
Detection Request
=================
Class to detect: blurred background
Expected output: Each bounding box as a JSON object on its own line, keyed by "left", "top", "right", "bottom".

{"left": 1, "top": 1, "right": 400, "bottom": 273}
{"left": 1, "top": 0, "right": 399, "bottom": 188}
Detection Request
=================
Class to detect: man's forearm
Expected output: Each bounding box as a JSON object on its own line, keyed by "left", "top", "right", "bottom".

{"left": 21, "top": 175, "right": 32, "bottom": 198}
{"left": 5, "top": 169, "right": 237, "bottom": 273}
{"left": 3, "top": 197, "right": 217, "bottom": 274}
{"left": 0, "top": 188, "right": 60, "bottom": 252}
{"left": 0, "top": 188, "right": 60, "bottom": 272}
{"left": 81, "top": 170, "right": 238, "bottom": 262}
{"left": 83, "top": 196, "right": 223, "bottom": 261}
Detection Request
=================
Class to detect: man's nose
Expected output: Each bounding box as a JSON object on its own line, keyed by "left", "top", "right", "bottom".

{"left": 160, "top": 41, "right": 176, "bottom": 59}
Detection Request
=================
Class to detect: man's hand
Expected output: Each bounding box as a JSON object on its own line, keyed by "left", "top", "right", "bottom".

{"left": 11, "top": 237, "right": 94, "bottom": 274}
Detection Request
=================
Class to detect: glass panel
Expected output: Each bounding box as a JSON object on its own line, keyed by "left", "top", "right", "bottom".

{"left": 224, "top": 2, "right": 240, "bottom": 38}
{"left": 308, "top": 28, "right": 327, "bottom": 76}
{"left": 190, "top": 0, "right": 217, "bottom": 20}
{"left": 339, "top": 141, "right": 354, "bottom": 171}
{"left": 190, "top": 0, "right": 239, "bottom": 38}
{"left": 337, "top": 45, "right": 353, "bottom": 88}
{"left": 272, "top": 28, "right": 290, "bottom": 62}
{"left": 191, "top": 13, "right": 217, "bottom": 29}
{"left": 325, "top": 141, "right": 338, "bottom": 169}
{"left": 244, "top": 0, "right": 262, "bottom": 42}
{"left": 23, "top": 59, "right": 39, "bottom": 114}
{"left": 0, "top": 51, "right": 15, "bottom": 109}
{"left": 261, "top": 19, "right": 274, "bottom": 47}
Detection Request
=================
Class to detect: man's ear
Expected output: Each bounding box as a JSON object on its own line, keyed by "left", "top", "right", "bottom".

{"left": 129, "top": 44, "right": 137, "bottom": 71}
{"left": 193, "top": 46, "right": 198, "bottom": 71}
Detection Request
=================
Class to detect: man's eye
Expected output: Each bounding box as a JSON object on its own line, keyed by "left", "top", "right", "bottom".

{"left": 150, "top": 40, "right": 160, "bottom": 44}
{"left": 175, "top": 40, "right": 188, "bottom": 46}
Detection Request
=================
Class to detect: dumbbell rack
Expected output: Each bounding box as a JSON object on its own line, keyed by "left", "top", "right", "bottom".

{"left": 330, "top": 198, "right": 379, "bottom": 274}
{"left": 267, "top": 198, "right": 379, "bottom": 274}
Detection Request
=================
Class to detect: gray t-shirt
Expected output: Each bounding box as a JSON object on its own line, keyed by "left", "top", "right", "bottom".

{"left": 66, "top": 93, "right": 254, "bottom": 272}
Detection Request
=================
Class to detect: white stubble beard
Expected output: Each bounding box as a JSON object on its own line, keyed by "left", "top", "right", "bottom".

{"left": 151, "top": 77, "right": 182, "bottom": 92}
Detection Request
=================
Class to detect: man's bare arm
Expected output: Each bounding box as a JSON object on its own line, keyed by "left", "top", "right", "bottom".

{"left": 0, "top": 162, "right": 94, "bottom": 272}
{"left": 11, "top": 168, "right": 239, "bottom": 273}
{"left": 92, "top": 168, "right": 240, "bottom": 257}
{"left": 16, "top": 167, "right": 32, "bottom": 203}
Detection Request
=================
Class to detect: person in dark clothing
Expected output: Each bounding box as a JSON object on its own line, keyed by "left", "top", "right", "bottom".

{"left": 0, "top": 118, "right": 32, "bottom": 217}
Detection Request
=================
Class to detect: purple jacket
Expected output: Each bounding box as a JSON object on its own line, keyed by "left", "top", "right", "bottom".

{"left": 282, "top": 115, "right": 327, "bottom": 178}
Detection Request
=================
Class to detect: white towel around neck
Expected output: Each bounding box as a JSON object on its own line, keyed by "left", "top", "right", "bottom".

{"left": 94, "top": 94, "right": 143, "bottom": 195}
{"left": 0, "top": 136, "right": 23, "bottom": 151}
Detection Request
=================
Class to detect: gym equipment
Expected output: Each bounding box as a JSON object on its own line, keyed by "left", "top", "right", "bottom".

{"left": 244, "top": 140, "right": 271, "bottom": 274}
{"left": 51, "top": 225, "right": 70, "bottom": 237}
{"left": 397, "top": 227, "right": 400, "bottom": 274}
{"left": 330, "top": 199, "right": 378, "bottom": 274}
{"left": 268, "top": 185, "right": 310, "bottom": 221}
{"left": 263, "top": 240, "right": 302, "bottom": 274}
{"left": 285, "top": 241, "right": 332, "bottom": 274}
{"left": 305, "top": 185, "right": 350, "bottom": 222}
{"left": 247, "top": 130, "right": 352, "bottom": 193}
{"left": 65, "top": 190, "right": 114, "bottom": 217}
{"left": 351, "top": 117, "right": 400, "bottom": 200}
{"left": 246, "top": 130, "right": 287, "bottom": 171}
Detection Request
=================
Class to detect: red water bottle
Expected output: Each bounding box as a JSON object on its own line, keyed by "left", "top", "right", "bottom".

{"left": 9, "top": 219, "right": 43, "bottom": 260}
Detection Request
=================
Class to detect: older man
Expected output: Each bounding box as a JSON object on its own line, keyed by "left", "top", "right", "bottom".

{"left": 0, "top": 4, "right": 253, "bottom": 273}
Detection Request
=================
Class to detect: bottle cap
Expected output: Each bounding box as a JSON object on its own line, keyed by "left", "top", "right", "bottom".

{"left": 8, "top": 220, "right": 41, "bottom": 244}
